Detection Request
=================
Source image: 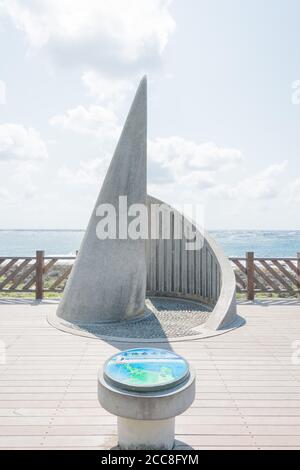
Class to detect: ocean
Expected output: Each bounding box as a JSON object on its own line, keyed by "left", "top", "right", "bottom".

{"left": 0, "top": 230, "right": 299, "bottom": 258}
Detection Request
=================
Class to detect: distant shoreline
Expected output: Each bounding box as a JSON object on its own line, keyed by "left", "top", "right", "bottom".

{"left": 0, "top": 229, "right": 85, "bottom": 232}
{"left": 0, "top": 229, "right": 299, "bottom": 258}
{"left": 0, "top": 229, "right": 300, "bottom": 232}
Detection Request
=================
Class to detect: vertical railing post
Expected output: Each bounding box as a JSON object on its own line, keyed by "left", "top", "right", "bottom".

{"left": 246, "top": 251, "right": 255, "bottom": 301}
{"left": 297, "top": 252, "right": 300, "bottom": 299}
{"left": 36, "top": 250, "right": 44, "bottom": 300}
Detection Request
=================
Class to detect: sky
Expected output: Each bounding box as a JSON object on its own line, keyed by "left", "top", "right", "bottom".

{"left": 0, "top": 0, "right": 300, "bottom": 230}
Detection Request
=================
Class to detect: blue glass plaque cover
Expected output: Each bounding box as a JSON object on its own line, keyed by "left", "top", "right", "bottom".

{"left": 104, "top": 348, "right": 190, "bottom": 392}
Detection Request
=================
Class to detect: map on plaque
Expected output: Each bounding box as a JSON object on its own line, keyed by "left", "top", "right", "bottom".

{"left": 103, "top": 348, "right": 190, "bottom": 392}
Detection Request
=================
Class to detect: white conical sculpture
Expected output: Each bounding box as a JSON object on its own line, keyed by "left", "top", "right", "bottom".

{"left": 57, "top": 77, "right": 147, "bottom": 323}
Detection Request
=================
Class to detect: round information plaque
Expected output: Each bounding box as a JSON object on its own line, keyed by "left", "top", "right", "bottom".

{"left": 103, "top": 348, "right": 190, "bottom": 392}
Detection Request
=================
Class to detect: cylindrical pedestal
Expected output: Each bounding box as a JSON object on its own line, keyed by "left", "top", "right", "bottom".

{"left": 118, "top": 416, "right": 175, "bottom": 450}
{"left": 98, "top": 349, "right": 196, "bottom": 450}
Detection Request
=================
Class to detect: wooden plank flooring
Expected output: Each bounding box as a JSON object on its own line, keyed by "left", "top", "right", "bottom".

{"left": 0, "top": 299, "right": 300, "bottom": 449}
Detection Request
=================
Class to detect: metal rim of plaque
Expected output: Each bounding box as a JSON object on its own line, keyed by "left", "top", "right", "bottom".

{"left": 103, "top": 348, "right": 190, "bottom": 393}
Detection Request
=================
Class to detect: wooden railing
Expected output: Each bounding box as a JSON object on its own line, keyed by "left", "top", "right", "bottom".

{"left": 0, "top": 251, "right": 299, "bottom": 300}
{"left": 230, "top": 252, "right": 300, "bottom": 300}
{"left": 0, "top": 252, "right": 76, "bottom": 299}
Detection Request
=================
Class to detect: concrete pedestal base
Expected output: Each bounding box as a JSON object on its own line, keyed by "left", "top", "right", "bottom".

{"left": 118, "top": 417, "right": 175, "bottom": 450}
{"left": 98, "top": 363, "right": 195, "bottom": 450}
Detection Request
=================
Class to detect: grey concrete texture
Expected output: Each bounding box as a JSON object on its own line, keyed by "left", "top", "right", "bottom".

{"left": 57, "top": 76, "right": 147, "bottom": 323}
{"left": 146, "top": 195, "right": 238, "bottom": 332}
{"left": 117, "top": 416, "right": 175, "bottom": 450}
{"left": 204, "top": 230, "right": 238, "bottom": 331}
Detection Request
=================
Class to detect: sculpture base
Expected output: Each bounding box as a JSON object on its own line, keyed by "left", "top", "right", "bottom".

{"left": 48, "top": 296, "right": 244, "bottom": 342}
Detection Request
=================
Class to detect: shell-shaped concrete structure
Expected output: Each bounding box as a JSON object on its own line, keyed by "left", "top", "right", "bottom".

{"left": 52, "top": 77, "right": 238, "bottom": 337}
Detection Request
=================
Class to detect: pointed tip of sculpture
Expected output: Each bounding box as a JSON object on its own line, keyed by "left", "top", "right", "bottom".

{"left": 138, "top": 75, "right": 147, "bottom": 91}
{"left": 125, "top": 76, "right": 147, "bottom": 116}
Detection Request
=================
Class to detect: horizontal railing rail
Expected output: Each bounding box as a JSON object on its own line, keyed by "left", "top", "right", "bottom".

{"left": 0, "top": 251, "right": 299, "bottom": 300}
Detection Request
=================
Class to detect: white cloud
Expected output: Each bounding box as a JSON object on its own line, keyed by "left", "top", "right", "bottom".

{"left": 50, "top": 105, "right": 118, "bottom": 134}
{"left": 82, "top": 70, "right": 134, "bottom": 104}
{"left": 0, "top": 124, "right": 48, "bottom": 161}
{"left": 290, "top": 177, "right": 300, "bottom": 203}
{"left": 0, "top": 187, "right": 12, "bottom": 202}
{"left": 148, "top": 137, "right": 243, "bottom": 188}
{"left": 147, "top": 144, "right": 287, "bottom": 207}
{"left": 0, "top": 161, "right": 40, "bottom": 204}
{"left": 0, "top": 80, "right": 6, "bottom": 104}
{"left": 59, "top": 158, "right": 107, "bottom": 186}
{"left": 54, "top": 123, "right": 243, "bottom": 192}
{"left": 237, "top": 161, "right": 287, "bottom": 200}
{"left": 2, "top": 0, "right": 175, "bottom": 73}
{"left": 57, "top": 130, "right": 244, "bottom": 200}
{"left": 13, "top": 162, "right": 39, "bottom": 200}
{"left": 211, "top": 161, "right": 287, "bottom": 200}
{"left": 50, "top": 105, "right": 120, "bottom": 146}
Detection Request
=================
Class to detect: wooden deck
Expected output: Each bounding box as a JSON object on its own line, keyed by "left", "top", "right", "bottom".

{"left": 0, "top": 299, "right": 300, "bottom": 450}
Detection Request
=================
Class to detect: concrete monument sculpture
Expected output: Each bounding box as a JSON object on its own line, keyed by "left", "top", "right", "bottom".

{"left": 50, "top": 76, "right": 239, "bottom": 339}
{"left": 56, "top": 77, "right": 147, "bottom": 323}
